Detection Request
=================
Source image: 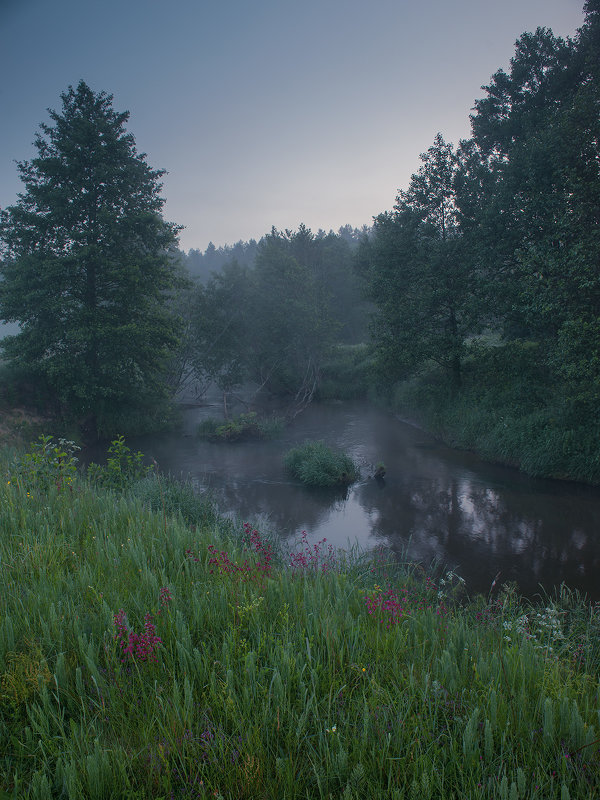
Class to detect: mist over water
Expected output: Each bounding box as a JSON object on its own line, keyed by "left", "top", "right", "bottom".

{"left": 130, "top": 400, "right": 600, "bottom": 601}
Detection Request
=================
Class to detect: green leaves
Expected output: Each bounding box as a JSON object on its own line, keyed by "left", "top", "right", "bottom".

{"left": 9, "top": 434, "right": 80, "bottom": 492}
{"left": 0, "top": 81, "right": 182, "bottom": 436}
{"left": 362, "top": 135, "right": 478, "bottom": 391}
{"left": 87, "top": 435, "right": 153, "bottom": 489}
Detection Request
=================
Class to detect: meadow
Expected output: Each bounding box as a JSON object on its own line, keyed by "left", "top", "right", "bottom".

{"left": 0, "top": 438, "right": 599, "bottom": 799}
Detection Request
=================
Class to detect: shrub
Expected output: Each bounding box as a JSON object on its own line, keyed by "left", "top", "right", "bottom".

{"left": 87, "top": 435, "right": 153, "bottom": 489}
{"left": 197, "top": 412, "right": 283, "bottom": 442}
{"left": 284, "top": 440, "right": 359, "bottom": 487}
{"left": 9, "top": 434, "right": 80, "bottom": 491}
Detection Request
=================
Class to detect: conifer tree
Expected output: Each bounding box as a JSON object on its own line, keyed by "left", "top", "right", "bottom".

{"left": 0, "top": 81, "right": 182, "bottom": 436}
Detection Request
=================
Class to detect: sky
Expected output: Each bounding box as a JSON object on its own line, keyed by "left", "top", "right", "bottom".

{"left": 0, "top": 0, "right": 586, "bottom": 253}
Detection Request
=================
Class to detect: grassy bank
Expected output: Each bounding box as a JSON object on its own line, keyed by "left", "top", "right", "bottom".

{"left": 391, "top": 343, "right": 600, "bottom": 485}
{"left": 1, "top": 443, "right": 600, "bottom": 798}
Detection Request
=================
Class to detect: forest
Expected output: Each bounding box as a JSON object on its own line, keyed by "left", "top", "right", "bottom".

{"left": 1, "top": 2, "right": 599, "bottom": 483}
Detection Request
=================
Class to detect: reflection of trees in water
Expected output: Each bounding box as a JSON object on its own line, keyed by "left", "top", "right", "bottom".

{"left": 133, "top": 402, "right": 600, "bottom": 600}
{"left": 209, "top": 477, "right": 345, "bottom": 539}
{"left": 356, "top": 475, "right": 600, "bottom": 598}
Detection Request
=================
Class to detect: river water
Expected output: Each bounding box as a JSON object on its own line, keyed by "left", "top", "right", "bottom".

{"left": 131, "top": 400, "right": 600, "bottom": 601}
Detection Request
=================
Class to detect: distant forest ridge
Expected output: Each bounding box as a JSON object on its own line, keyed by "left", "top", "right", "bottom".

{"left": 181, "top": 223, "right": 370, "bottom": 281}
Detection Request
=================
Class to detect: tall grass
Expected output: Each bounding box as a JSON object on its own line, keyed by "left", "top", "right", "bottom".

{"left": 392, "top": 343, "right": 600, "bottom": 484}
{"left": 1, "top": 442, "right": 600, "bottom": 798}
{"left": 197, "top": 412, "right": 284, "bottom": 442}
{"left": 285, "top": 441, "right": 360, "bottom": 487}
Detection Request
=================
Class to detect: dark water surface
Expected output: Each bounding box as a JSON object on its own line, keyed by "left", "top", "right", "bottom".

{"left": 130, "top": 401, "right": 600, "bottom": 601}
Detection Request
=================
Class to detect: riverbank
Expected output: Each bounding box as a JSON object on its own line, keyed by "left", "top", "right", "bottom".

{"left": 1, "top": 441, "right": 599, "bottom": 798}
{"left": 387, "top": 345, "right": 600, "bottom": 486}
{"left": 0, "top": 403, "right": 50, "bottom": 447}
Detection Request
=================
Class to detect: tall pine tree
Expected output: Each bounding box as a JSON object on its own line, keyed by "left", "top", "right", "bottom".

{"left": 0, "top": 81, "right": 182, "bottom": 436}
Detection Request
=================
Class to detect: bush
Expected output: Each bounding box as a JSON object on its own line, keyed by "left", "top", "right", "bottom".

{"left": 197, "top": 412, "right": 283, "bottom": 442}
{"left": 87, "top": 435, "right": 154, "bottom": 489}
{"left": 390, "top": 342, "right": 600, "bottom": 484}
{"left": 9, "top": 434, "right": 80, "bottom": 491}
{"left": 284, "top": 440, "right": 360, "bottom": 487}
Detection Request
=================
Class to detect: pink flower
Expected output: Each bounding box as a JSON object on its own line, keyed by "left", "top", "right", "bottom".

{"left": 113, "top": 609, "right": 162, "bottom": 663}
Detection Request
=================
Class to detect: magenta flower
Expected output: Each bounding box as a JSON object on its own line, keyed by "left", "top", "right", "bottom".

{"left": 113, "top": 609, "right": 162, "bottom": 662}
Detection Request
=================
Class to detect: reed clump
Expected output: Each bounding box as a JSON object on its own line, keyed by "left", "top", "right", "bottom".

{"left": 197, "top": 412, "right": 284, "bottom": 442}
{"left": 285, "top": 440, "right": 360, "bottom": 487}
{"left": 1, "top": 438, "right": 599, "bottom": 798}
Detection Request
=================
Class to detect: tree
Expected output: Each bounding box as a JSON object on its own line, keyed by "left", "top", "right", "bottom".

{"left": 0, "top": 81, "right": 182, "bottom": 437}
{"left": 189, "top": 260, "right": 251, "bottom": 416}
{"left": 468, "top": 9, "right": 600, "bottom": 413}
{"left": 250, "top": 227, "right": 336, "bottom": 411}
{"left": 360, "top": 134, "right": 479, "bottom": 391}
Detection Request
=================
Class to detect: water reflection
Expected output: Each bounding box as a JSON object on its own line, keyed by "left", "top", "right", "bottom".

{"left": 129, "top": 401, "right": 600, "bottom": 601}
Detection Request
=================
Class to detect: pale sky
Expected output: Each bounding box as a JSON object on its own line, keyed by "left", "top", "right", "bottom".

{"left": 1, "top": 0, "right": 585, "bottom": 253}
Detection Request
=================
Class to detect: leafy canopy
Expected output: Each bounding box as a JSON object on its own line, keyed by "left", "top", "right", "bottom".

{"left": 0, "top": 81, "right": 182, "bottom": 436}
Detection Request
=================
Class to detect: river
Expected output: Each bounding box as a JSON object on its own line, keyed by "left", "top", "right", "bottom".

{"left": 130, "top": 399, "right": 600, "bottom": 601}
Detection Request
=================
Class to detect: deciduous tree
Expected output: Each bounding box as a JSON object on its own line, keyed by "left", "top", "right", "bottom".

{"left": 360, "top": 134, "right": 479, "bottom": 391}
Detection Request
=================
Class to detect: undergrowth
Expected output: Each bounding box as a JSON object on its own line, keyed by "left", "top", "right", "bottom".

{"left": 392, "top": 342, "right": 600, "bottom": 484}
{"left": 197, "top": 412, "right": 284, "bottom": 442}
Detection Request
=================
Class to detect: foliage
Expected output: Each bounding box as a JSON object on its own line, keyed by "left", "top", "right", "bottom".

{"left": 317, "top": 344, "right": 373, "bottom": 400}
{"left": 357, "top": 4, "right": 600, "bottom": 482}
{"left": 177, "top": 225, "right": 369, "bottom": 413}
{"left": 392, "top": 343, "right": 600, "bottom": 483}
{"left": 134, "top": 475, "right": 222, "bottom": 529}
{"left": 358, "top": 134, "right": 479, "bottom": 392}
{"left": 87, "top": 435, "right": 153, "bottom": 489}
{"left": 284, "top": 440, "right": 360, "bottom": 487}
{"left": 187, "top": 261, "right": 251, "bottom": 404}
{"left": 197, "top": 411, "right": 283, "bottom": 442}
{"left": 0, "top": 81, "right": 183, "bottom": 437}
{"left": 9, "top": 433, "right": 80, "bottom": 491}
{"left": 249, "top": 227, "right": 336, "bottom": 398}
{"left": 183, "top": 238, "right": 260, "bottom": 282}
{"left": 466, "top": 13, "right": 600, "bottom": 419}
{"left": 1, "top": 446, "right": 600, "bottom": 797}
{"left": 0, "top": 641, "right": 51, "bottom": 710}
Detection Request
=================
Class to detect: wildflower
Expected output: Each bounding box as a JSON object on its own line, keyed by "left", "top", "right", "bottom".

{"left": 113, "top": 609, "right": 162, "bottom": 663}
{"left": 326, "top": 725, "right": 337, "bottom": 734}
{"left": 159, "top": 586, "right": 172, "bottom": 608}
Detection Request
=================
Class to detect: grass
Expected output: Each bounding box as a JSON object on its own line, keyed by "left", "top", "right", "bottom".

{"left": 1, "top": 440, "right": 600, "bottom": 798}
{"left": 197, "top": 412, "right": 284, "bottom": 442}
{"left": 285, "top": 441, "right": 360, "bottom": 487}
{"left": 390, "top": 342, "right": 600, "bottom": 484}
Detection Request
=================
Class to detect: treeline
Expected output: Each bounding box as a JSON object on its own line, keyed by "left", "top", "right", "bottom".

{"left": 181, "top": 223, "right": 369, "bottom": 282}
{"left": 173, "top": 224, "right": 369, "bottom": 414}
{"left": 357, "top": 1, "right": 600, "bottom": 482}
{"left": 0, "top": 78, "right": 368, "bottom": 438}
